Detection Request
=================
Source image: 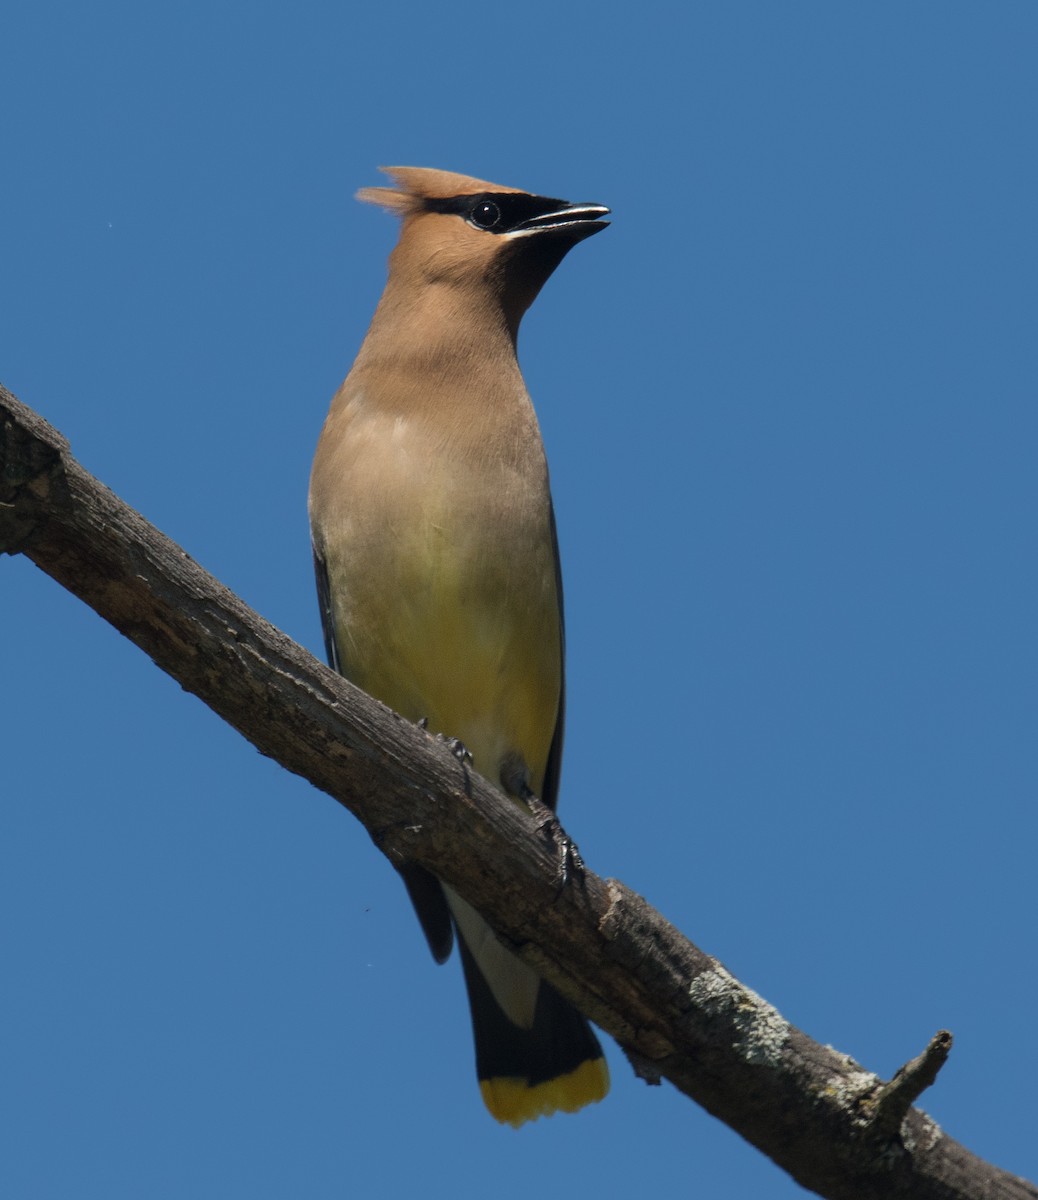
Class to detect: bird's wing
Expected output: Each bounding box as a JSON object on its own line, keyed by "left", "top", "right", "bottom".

{"left": 541, "top": 498, "right": 566, "bottom": 813}
{"left": 312, "top": 540, "right": 454, "bottom": 963}
{"left": 312, "top": 542, "right": 341, "bottom": 675}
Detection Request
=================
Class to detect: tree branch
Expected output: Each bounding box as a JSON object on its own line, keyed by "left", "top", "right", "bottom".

{"left": 2, "top": 381, "right": 1033, "bottom": 1200}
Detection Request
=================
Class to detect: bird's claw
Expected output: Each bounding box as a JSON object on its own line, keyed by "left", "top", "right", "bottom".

{"left": 440, "top": 734, "right": 473, "bottom": 764}
{"left": 551, "top": 828, "right": 585, "bottom": 893}
{"left": 521, "top": 786, "right": 584, "bottom": 896}
{"left": 416, "top": 719, "right": 473, "bottom": 764}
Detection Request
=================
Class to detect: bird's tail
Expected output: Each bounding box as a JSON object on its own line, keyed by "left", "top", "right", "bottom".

{"left": 452, "top": 902, "right": 609, "bottom": 1127}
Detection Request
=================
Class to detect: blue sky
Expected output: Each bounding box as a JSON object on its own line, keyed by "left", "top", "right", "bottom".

{"left": 3, "top": 3, "right": 1036, "bottom": 1196}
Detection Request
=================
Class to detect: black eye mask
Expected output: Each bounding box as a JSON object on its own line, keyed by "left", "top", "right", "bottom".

{"left": 422, "top": 192, "right": 569, "bottom": 234}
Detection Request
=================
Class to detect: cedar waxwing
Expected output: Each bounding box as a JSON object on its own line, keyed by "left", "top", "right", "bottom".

{"left": 308, "top": 167, "right": 610, "bottom": 1126}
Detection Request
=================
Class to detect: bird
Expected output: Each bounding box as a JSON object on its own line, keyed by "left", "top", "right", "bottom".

{"left": 308, "top": 166, "right": 610, "bottom": 1126}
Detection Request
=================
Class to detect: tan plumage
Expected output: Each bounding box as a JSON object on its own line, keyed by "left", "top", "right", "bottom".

{"left": 309, "top": 167, "right": 609, "bottom": 1125}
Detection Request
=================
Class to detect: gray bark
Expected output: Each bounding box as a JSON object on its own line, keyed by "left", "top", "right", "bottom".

{"left": 2, "top": 382, "right": 1033, "bottom": 1200}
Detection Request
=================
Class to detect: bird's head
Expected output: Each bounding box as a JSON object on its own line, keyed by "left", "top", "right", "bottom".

{"left": 358, "top": 167, "right": 609, "bottom": 328}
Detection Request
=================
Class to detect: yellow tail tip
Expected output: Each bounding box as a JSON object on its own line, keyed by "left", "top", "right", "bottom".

{"left": 480, "top": 1056, "right": 610, "bottom": 1128}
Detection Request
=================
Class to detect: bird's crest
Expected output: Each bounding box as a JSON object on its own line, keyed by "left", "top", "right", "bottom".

{"left": 356, "top": 166, "right": 525, "bottom": 215}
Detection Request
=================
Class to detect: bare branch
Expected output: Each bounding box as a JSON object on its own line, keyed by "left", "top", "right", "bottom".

{"left": 868, "top": 1031, "right": 955, "bottom": 1137}
{"left": 2, "top": 381, "right": 1034, "bottom": 1200}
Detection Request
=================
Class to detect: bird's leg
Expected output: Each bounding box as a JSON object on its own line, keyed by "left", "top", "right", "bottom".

{"left": 525, "top": 785, "right": 585, "bottom": 894}
{"left": 500, "top": 757, "right": 584, "bottom": 895}
{"left": 441, "top": 736, "right": 473, "bottom": 764}
{"left": 416, "top": 717, "right": 473, "bottom": 764}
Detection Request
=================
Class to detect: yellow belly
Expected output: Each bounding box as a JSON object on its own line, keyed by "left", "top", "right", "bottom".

{"left": 328, "top": 508, "right": 561, "bottom": 798}
{"left": 311, "top": 383, "right": 562, "bottom": 797}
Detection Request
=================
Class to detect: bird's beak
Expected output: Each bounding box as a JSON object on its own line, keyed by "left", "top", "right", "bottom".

{"left": 507, "top": 202, "right": 611, "bottom": 241}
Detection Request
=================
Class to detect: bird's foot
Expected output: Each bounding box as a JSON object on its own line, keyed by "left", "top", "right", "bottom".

{"left": 443, "top": 736, "right": 473, "bottom": 764}
{"left": 521, "top": 786, "right": 585, "bottom": 895}
{"left": 415, "top": 718, "right": 473, "bottom": 764}
{"left": 440, "top": 734, "right": 474, "bottom": 764}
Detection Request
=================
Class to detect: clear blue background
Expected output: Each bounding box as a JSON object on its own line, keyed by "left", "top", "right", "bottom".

{"left": 3, "top": 3, "right": 1036, "bottom": 1196}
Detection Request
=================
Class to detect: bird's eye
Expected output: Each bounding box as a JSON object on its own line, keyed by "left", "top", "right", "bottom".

{"left": 469, "top": 200, "right": 501, "bottom": 230}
